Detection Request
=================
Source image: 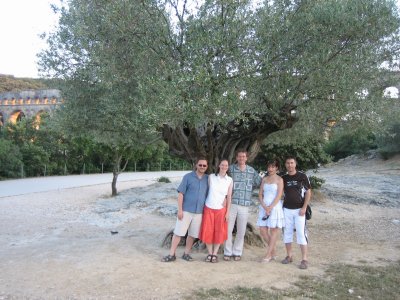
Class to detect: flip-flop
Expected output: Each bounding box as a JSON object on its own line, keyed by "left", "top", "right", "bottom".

{"left": 233, "top": 255, "right": 241, "bottom": 261}
{"left": 211, "top": 255, "right": 218, "bottom": 263}
{"left": 205, "top": 254, "right": 213, "bottom": 262}
{"left": 223, "top": 255, "right": 231, "bottom": 261}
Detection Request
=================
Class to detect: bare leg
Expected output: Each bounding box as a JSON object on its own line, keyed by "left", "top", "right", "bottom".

{"left": 206, "top": 243, "right": 213, "bottom": 255}
{"left": 212, "top": 244, "right": 221, "bottom": 256}
{"left": 259, "top": 226, "right": 270, "bottom": 247}
{"left": 184, "top": 236, "right": 195, "bottom": 254}
{"left": 169, "top": 234, "right": 181, "bottom": 256}
{"left": 300, "top": 244, "right": 308, "bottom": 261}
{"left": 285, "top": 242, "right": 292, "bottom": 258}
{"left": 265, "top": 228, "right": 279, "bottom": 259}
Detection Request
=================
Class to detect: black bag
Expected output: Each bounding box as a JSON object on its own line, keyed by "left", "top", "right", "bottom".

{"left": 306, "top": 205, "right": 312, "bottom": 220}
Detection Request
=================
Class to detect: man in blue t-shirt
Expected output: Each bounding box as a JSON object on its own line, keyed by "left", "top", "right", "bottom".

{"left": 162, "top": 157, "right": 209, "bottom": 262}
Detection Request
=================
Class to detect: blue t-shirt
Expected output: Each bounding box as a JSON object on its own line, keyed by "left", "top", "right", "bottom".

{"left": 177, "top": 171, "right": 209, "bottom": 214}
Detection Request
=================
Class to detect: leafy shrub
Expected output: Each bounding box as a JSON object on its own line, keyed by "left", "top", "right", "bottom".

{"left": 158, "top": 176, "right": 171, "bottom": 183}
{"left": 324, "top": 127, "right": 377, "bottom": 161}
{"left": 309, "top": 175, "right": 325, "bottom": 189}
{"left": 377, "top": 122, "right": 400, "bottom": 159}
{"left": 0, "top": 138, "right": 23, "bottom": 179}
{"left": 255, "top": 137, "right": 331, "bottom": 172}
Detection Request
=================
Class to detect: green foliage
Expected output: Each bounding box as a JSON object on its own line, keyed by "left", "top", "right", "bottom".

{"left": 309, "top": 175, "right": 325, "bottom": 189}
{"left": 0, "top": 113, "right": 190, "bottom": 179}
{"left": 0, "top": 138, "right": 23, "bottom": 179}
{"left": 20, "top": 143, "right": 49, "bottom": 177}
{"left": 0, "top": 74, "right": 48, "bottom": 93}
{"left": 324, "top": 127, "right": 377, "bottom": 161}
{"left": 38, "top": 0, "right": 400, "bottom": 168}
{"left": 377, "top": 121, "right": 400, "bottom": 159}
{"left": 254, "top": 137, "right": 331, "bottom": 171}
{"left": 157, "top": 176, "right": 171, "bottom": 183}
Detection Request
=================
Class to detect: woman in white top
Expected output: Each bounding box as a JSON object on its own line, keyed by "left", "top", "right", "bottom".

{"left": 199, "top": 159, "right": 233, "bottom": 263}
{"left": 257, "top": 159, "right": 285, "bottom": 262}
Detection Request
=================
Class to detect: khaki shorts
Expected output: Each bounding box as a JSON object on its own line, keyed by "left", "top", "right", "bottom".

{"left": 173, "top": 211, "right": 203, "bottom": 238}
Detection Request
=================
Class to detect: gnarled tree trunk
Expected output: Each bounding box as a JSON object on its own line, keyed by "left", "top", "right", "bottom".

{"left": 162, "top": 107, "right": 297, "bottom": 171}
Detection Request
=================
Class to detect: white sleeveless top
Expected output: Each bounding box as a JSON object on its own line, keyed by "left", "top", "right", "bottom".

{"left": 205, "top": 173, "right": 233, "bottom": 209}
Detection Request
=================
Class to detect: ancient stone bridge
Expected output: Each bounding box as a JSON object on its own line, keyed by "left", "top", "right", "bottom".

{"left": 0, "top": 89, "right": 63, "bottom": 126}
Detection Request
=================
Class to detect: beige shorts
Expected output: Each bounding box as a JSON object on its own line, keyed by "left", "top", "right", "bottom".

{"left": 173, "top": 211, "right": 203, "bottom": 238}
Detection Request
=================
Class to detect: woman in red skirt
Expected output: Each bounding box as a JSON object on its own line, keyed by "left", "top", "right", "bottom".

{"left": 200, "top": 159, "right": 233, "bottom": 263}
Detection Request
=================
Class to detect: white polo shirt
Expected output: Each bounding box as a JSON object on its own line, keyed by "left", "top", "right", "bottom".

{"left": 205, "top": 173, "right": 233, "bottom": 209}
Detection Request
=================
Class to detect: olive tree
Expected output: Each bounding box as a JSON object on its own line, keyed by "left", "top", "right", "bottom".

{"left": 40, "top": 0, "right": 400, "bottom": 175}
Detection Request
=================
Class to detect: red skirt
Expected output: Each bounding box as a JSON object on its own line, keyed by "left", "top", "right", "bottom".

{"left": 199, "top": 206, "right": 227, "bottom": 244}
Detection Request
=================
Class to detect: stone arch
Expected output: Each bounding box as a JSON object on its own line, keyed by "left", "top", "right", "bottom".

{"left": 33, "top": 110, "right": 49, "bottom": 129}
{"left": 9, "top": 110, "right": 25, "bottom": 124}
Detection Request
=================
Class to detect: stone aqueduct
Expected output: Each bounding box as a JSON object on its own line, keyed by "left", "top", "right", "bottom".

{"left": 0, "top": 83, "right": 398, "bottom": 127}
{"left": 0, "top": 89, "right": 63, "bottom": 126}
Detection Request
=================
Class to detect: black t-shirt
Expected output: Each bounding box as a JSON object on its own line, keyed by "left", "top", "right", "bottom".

{"left": 282, "top": 171, "right": 311, "bottom": 209}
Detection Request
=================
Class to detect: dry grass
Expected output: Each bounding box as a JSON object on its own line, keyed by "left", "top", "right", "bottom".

{"left": 190, "top": 261, "right": 400, "bottom": 300}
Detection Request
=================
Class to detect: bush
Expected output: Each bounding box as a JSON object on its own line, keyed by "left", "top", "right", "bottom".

{"left": 324, "top": 127, "right": 377, "bottom": 161}
{"left": 377, "top": 122, "right": 400, "bottom": 159}
{"left": 158, "top": 176, "right": 171, "bottom": 183}
{"left": 309, "top": 175, "right": 325, "bottom": 189}
{"left": 0, "top": 139, "right": 23, "bottom": 179}
{"left": 255, "top": 137, "right": 331, "bottom": 172}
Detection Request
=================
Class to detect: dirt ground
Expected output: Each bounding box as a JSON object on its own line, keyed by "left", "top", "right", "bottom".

{"left": 0, "top": 155, "right": 399, "bottom": 299}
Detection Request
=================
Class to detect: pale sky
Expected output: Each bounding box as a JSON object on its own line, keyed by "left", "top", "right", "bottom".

{"left": 0, "top": 0, "right": 59, "bottom": 78}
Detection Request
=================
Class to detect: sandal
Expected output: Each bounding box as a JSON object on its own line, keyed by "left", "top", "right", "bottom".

{"left": 299, "top": 260, "right": 308, "bottom": 269}
{"left": 205, "top": 254, "right": 213, "bottom": 262}
{"left": 233, "top": 255, "right": 241, "bottom": 261}
{"left": 281, "top": 256, "right": 293, "bottom": 264}
{"left": 161, "top": 254, "right": 176, "bottom": 262}
{"left": 223, "top": 255, "right": 231, "bottom": 261}
{"left": 211, "top": 255, "right": 218, "bottom": 263}
{"left": 182, "top": 253, "right": 193, "bottom": 261}
{"left": 261, "top": 257, "right": 272, "bottom": 263}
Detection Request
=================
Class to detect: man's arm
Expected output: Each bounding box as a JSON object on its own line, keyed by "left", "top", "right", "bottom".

{"left": 300, "top": 175, "right": 312, "bottom": 216}
{"left": 177, "top": 192, "right": 184, "bottom": 220}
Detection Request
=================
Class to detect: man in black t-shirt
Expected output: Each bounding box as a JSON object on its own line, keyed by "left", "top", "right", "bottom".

{"left": 281, "top": 156, "right": 312, "bottom": 270}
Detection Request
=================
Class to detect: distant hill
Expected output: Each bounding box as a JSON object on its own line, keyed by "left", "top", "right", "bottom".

{"left": 0, "top": 74, "right": 61, "bottom": 93}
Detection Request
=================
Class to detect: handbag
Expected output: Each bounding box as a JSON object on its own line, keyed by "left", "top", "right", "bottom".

{"left": 306, "top": 204, "right": 312, "bottom": 220}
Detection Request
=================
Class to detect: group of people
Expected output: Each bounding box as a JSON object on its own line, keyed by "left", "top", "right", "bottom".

{"left": 161, "top": 149, "right": 312, "bottom": 270}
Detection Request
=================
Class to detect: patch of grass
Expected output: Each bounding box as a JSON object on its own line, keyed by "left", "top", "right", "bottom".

{"left": 285, "top": 262, "right": 400, "bottom": 300}
{"left": 191, "top": 286, "right": 282, "bottom": 299}
{"left": 188, "top": 262, "right": 400, "bottom": 300}
{"left": 157, "top": 176, "right": 171, "bottom": 183}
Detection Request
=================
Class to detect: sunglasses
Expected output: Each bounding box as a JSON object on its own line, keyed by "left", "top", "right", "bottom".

{"left": 198, "top": 164, "right": 208, "bottom": 167}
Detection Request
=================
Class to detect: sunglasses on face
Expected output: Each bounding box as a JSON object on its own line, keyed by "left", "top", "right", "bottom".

{"left": 198, "top": 164, "right": 207, "bottom": 167}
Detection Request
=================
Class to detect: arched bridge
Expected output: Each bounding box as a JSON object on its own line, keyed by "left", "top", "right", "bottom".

{"left": 0, "top": 89, "right": 63, "bottom": 126}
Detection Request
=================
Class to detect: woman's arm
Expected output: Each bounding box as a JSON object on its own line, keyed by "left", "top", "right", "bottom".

{"left": 267, "top": 178, "right": 284, "bottom": 211}
{"left": 225, "top": 181, "right": 233, "bottom": 221}
{"left": 258, "top": 178, "right": 268, "bottom": 210}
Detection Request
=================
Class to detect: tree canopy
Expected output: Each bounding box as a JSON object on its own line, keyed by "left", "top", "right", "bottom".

{"left": 39, "top": 0, "right": 400, "bottom": 171}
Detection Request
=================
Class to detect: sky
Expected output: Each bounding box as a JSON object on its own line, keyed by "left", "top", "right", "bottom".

{"left": 0, "top": 0, "right": 59, "bottom": 78}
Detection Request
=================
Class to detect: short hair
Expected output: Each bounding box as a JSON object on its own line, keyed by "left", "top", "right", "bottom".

{"left": 235, "top": 149, "right": 248, "bottom": 156}
{"left": 195, "top": 156, "right": 208, "bottom": 164}
{"left": 285, "top": 156, "right": 297, "bottom": 163}
{"left": 267, "top": 159, "right": 280, "bottom": 169}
